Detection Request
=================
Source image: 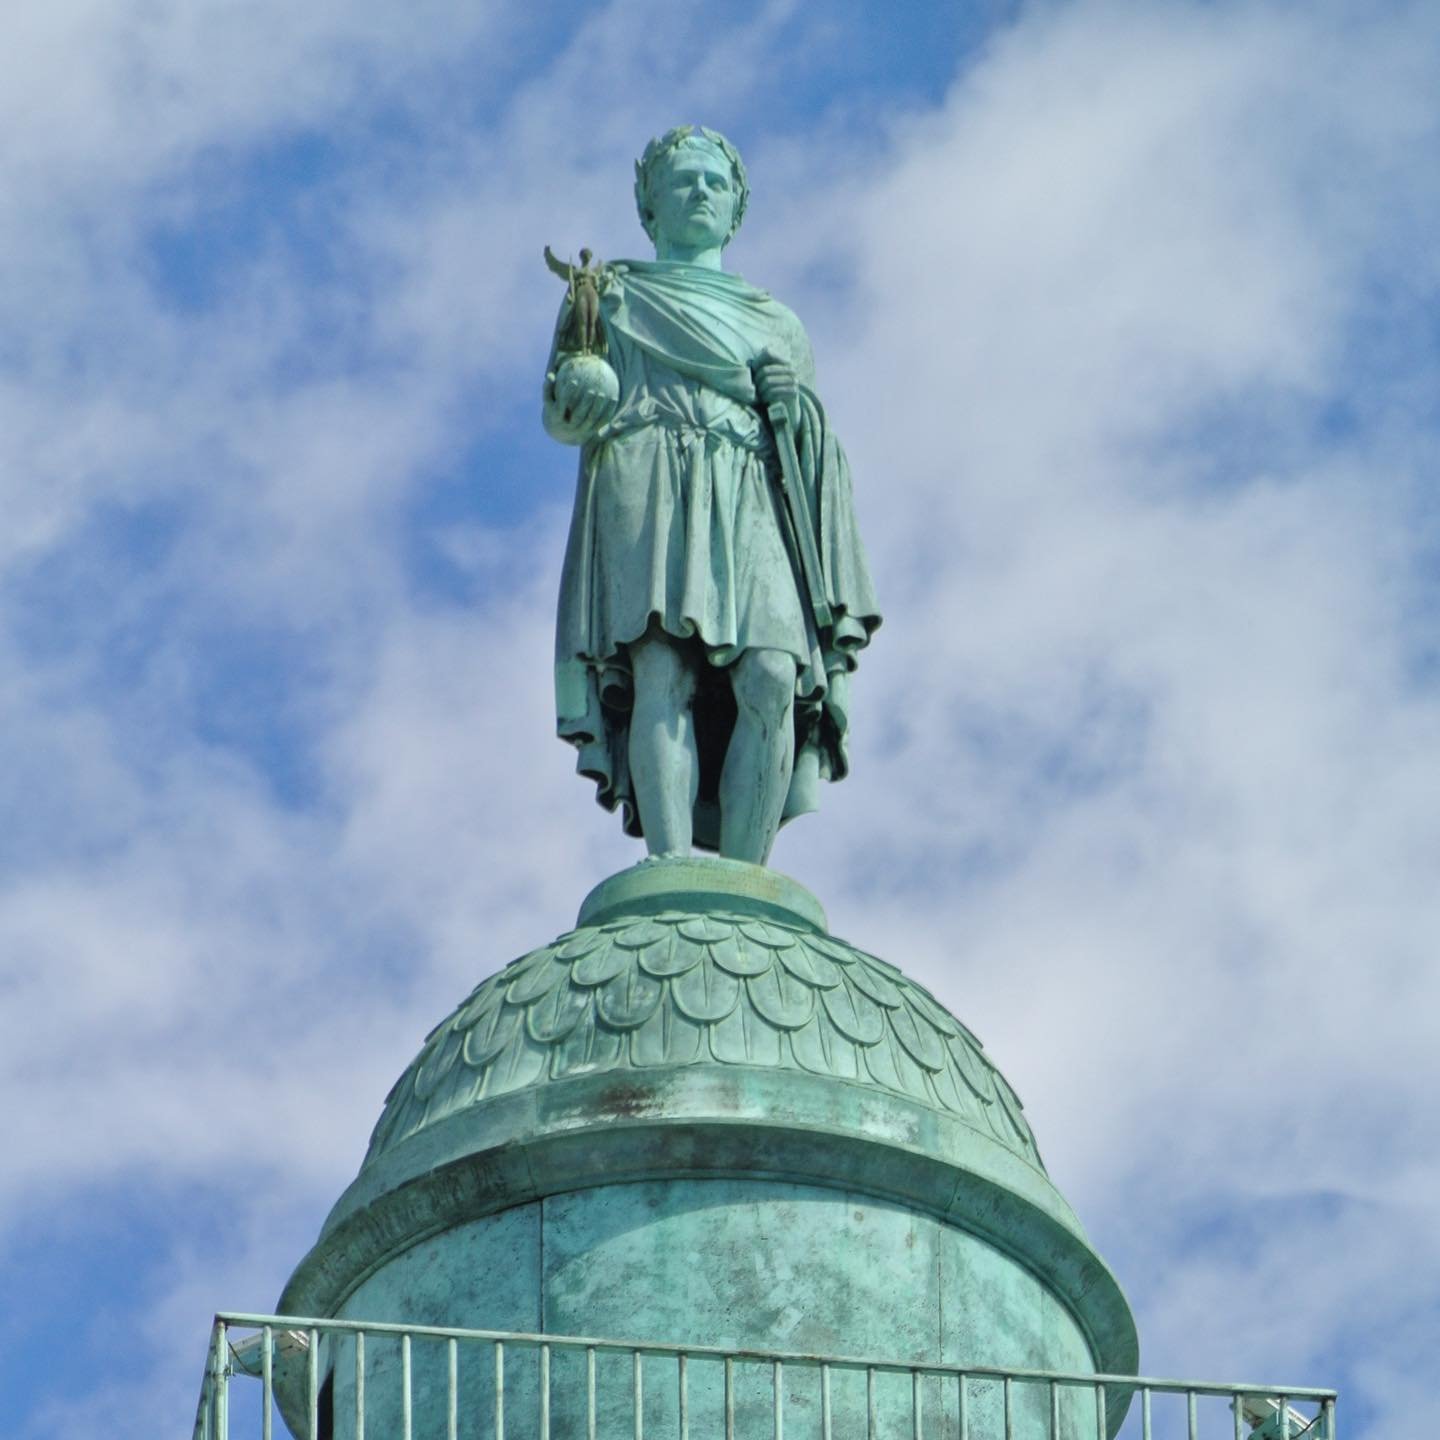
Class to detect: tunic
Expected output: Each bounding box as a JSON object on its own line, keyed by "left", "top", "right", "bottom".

{"left": 548, "top": 261, "right": 880, "bottom": 849}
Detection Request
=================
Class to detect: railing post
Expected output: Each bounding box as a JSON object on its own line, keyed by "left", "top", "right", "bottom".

{"left": 448, "top": 1337, "right": 459, "bottom": 1440}
{"left": 214, "top": 1320, "right": 229, "bottom": 1440}
{"left": 307, "top": 1328, "right": 320, "bottom": 1440}
{"left": 402, "top": 1332, "right": 413, "bottom": 1440}
{"left": 354, "top": 1330, "right": 365, "bottom": 1440}
{"left": 262, "top": 1325, "right": 274, "bottom": 1440}
{"left": 587, "top": 1346, "right": 597, "bottom": 1440}
{"left": 201, "top": 1321, "right": 226, "bottom": 1440}
{"left": 633, "top": 1349, "right": 643, "bottom": 1440}
{"left": 494, "top": 1340, "right": 505, "bottom": 1440}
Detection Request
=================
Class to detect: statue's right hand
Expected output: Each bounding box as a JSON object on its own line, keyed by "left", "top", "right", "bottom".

{"left": 547, "top": 355, "right": 619, "bottom": 441}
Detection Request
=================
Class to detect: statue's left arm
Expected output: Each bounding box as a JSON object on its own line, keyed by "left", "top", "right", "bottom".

{"left": 751, "top": 310, "right": 815, "bottom": 434}
{"left": 779, "top": 320, "right": 881, "bottom": 674}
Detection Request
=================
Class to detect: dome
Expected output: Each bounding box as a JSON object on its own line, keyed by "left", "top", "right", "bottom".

{"left": 283, "top": 857, "right": 1136, "bottom": 1388}
{"left": 365, "top": 863, "right": 1044, "bottom": 1175}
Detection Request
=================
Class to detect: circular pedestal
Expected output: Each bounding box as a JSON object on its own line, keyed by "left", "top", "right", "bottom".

{"left": 280, "top": 858, "right": 1137, "bottom": 1439}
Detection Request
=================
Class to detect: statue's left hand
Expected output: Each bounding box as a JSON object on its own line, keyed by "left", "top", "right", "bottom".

{"left": 753, "top": 352, "right": 801, "bottom": 432}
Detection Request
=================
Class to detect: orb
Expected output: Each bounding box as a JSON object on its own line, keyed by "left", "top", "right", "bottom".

{"left": 555, "top": 354, "right": 619, "bottom": 420}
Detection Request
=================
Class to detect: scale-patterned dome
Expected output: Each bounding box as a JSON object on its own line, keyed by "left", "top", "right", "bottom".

{"left": 366, "top": 891, "right": 1042, "bottom": 1173}
{"left": 286, "top": 859, "right": 1136, "bottom": 1396}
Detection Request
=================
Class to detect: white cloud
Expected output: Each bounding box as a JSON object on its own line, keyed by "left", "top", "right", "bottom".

{"left": 761, "top": 2, "right": 1440, "bottom": 1411}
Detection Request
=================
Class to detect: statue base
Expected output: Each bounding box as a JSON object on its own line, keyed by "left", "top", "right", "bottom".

{"left": 277, "top": 856, "right": 1136, "bottom": 1438}
{"left": 577, "top": 854, "right": 828, "bottom": 930}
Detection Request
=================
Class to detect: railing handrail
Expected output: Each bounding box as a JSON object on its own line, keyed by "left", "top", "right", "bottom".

{"left": 210, "top": 1311, "right": 1340, "bottom": 1402}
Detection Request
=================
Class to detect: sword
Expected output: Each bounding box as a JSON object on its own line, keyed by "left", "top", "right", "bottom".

{"left": 760, "top": 382, "right": 833, "bottom": 633}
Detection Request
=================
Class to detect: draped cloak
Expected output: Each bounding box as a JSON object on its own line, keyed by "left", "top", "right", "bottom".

{"left": 550, "top": 260, "right": 881, "bottom": 850}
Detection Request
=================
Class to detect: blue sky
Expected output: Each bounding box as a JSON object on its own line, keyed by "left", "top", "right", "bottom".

{"left": 2, "top": 1, "right": 1438, "bottom": 1433}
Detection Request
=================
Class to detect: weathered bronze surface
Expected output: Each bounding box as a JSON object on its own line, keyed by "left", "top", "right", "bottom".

{"left": 543, "top": 126, "right": 881, "bottom": 863}
{"left": 281, "top": 857, "right": 1137, "bottom": 1440}
{"left": 274, "top": 129, "right": 1138, "bottom": 1440}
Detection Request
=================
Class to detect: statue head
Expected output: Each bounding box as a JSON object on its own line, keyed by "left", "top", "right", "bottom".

{"left": 634, "top": 126, "right": 750, "bottom": 251}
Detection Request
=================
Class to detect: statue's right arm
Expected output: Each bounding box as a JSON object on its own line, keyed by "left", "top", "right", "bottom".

{"left": 543, "top": 368, "right": 617, "bottom": 446}
{"left": 541, "top": 298, "right": 585, "bottom": 445}
{"left": 542, "top": 367, "right": 584, "bottom": 444}
{"left": 541, "top": 300, "right": 618, "bottom": 446}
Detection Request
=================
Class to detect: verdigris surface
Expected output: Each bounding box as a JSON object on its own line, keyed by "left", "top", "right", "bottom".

{"left": 543, "top": 125, "right": 880, "bottom": 864}
{"left": 280, "top": 859, "right": 1137, "bottom": 1440}
{"left": 368, "top": 890, "right": 1041, "bottom": 1170}
{"left": 271, "top": 124, "right": 1137, "bottom": 1440}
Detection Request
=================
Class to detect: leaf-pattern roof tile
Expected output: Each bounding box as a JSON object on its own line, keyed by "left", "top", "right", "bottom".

{"left": 365, "top": 909, "right": 1045, "bottom": 1173}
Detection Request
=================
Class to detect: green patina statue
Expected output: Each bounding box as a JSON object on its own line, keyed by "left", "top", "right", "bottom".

{"left": 271, "top": 132, "right": 1145, "bottom": 1431}
{"left": 543, "top": 125, "right": 881, "bottom": 864}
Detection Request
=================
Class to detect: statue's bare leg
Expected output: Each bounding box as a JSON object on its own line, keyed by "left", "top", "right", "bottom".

{"left": 720, "top": 649, "right": 796, "bottom": 864}
{"left": 629, "top": 631, "right": 699, "bottom": 857}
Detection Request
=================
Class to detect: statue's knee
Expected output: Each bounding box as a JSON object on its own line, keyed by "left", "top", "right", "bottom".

{"left": 631, "top": 636, "right": 696, "bottom": 706}
{"left": 734, "top": 650, "right": 796, "bottom": 715}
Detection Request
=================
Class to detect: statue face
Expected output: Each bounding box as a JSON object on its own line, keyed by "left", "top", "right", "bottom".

{"left": 648, "top": 146, "right": 738, "bottom": 253}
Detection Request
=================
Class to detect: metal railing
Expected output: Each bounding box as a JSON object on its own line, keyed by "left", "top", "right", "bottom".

{"left": 194, "top": 1313, "right": 1337, "bottom": 1440}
